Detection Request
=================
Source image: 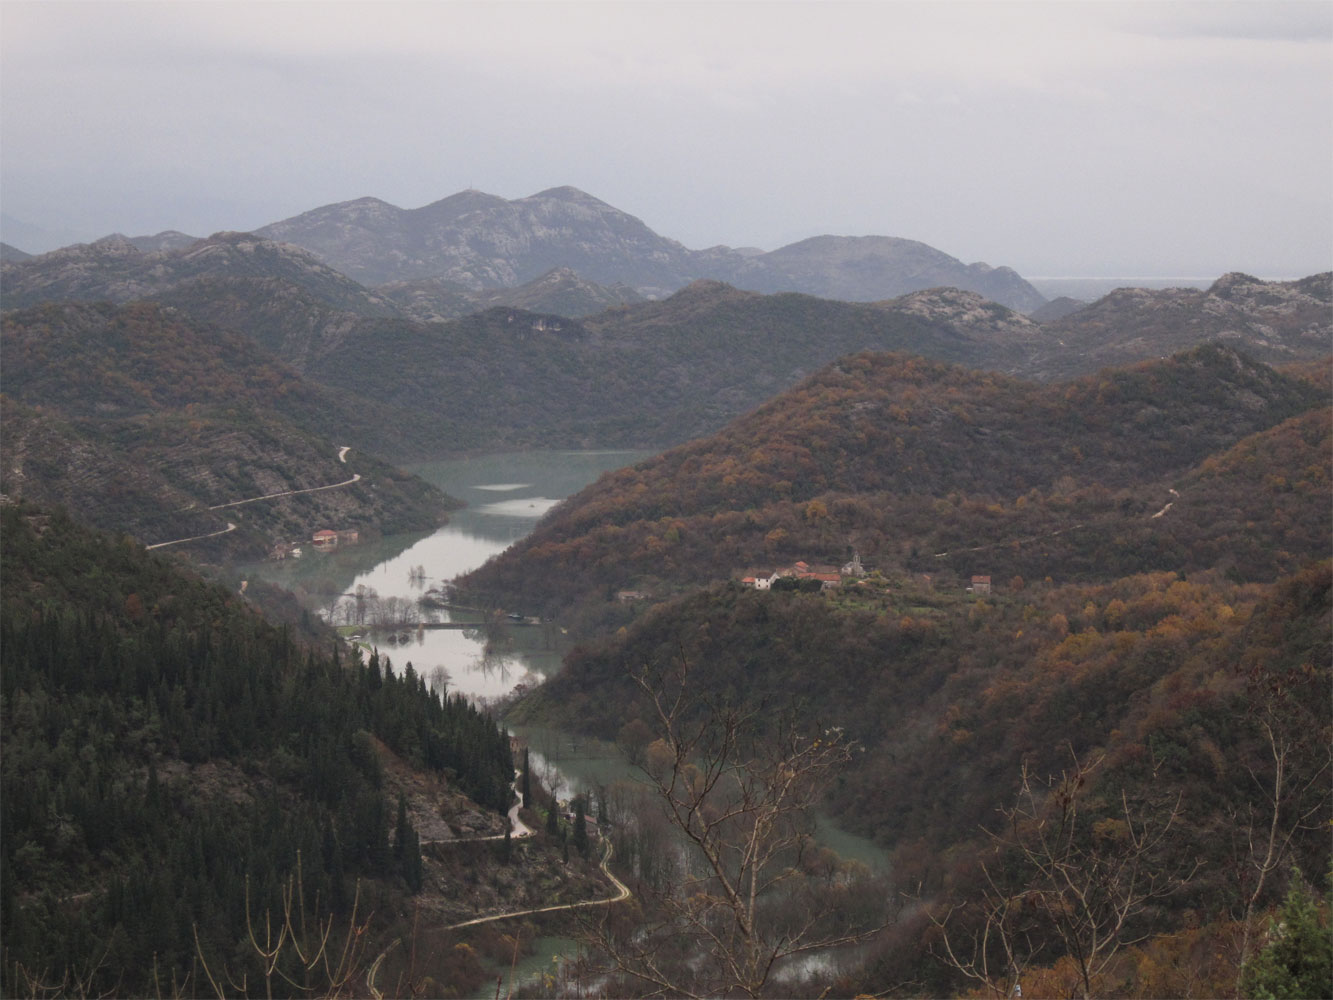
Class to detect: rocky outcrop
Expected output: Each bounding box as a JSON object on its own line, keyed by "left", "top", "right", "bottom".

{"left": 0, "top": 231, "right": 398, "bottom": 316}
{"left": 1028, "top": 272, "right": 1333, "bottom": 378}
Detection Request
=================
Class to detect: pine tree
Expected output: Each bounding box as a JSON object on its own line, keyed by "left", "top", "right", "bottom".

{"left": 1241, "top": 871, "right": 1333, "bottom": 1000}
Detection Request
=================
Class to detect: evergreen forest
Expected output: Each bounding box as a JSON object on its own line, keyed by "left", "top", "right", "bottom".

{"left": 0, "top": 503, "right": 514, "bottom": 996}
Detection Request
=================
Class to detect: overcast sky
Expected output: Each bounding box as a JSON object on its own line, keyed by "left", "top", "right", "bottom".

{"left": 2, "top": 1, "right": 1330, "bottom": 277}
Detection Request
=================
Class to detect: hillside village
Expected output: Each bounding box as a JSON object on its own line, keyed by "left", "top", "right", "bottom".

{"left": 741, "top": 551, "right": 993, "bottom": 596}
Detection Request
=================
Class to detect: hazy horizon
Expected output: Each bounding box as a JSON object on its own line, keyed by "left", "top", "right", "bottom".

{"left": 3, "top": 2, "right": 1330, "bottom": 278}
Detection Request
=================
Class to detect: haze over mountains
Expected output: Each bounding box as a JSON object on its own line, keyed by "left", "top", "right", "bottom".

{"left": 1, "top": 174, "right": 1330, "bottom": 998}
{"left": 3, "top": 184, "right": 1328, "bottom": 567}
{"left": 6, "top": 186, "right": 1047, "bottom": 313}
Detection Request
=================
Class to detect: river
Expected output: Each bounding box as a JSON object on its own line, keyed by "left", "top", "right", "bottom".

{"left": 245, "top": 450, "right": 650, "bottom": 701}
{"left": 246, "top": 449, "right": 889, "bottom": 993}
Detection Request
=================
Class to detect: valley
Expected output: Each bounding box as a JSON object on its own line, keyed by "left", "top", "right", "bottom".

{"left": 1, "top": 189, "right": 1329, "bottom": 998}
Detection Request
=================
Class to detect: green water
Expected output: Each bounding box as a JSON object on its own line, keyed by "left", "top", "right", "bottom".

{"left": 472, "top": 934, "right": 580, "bottom": 1000}
{"left": 511, "top": 725, "right": 889, "bottom": 873}
{"left": 242, "top": 450, "right": 649, "bottom": 701}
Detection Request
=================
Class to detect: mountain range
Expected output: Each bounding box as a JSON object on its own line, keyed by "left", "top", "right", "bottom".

{"left": 2, "top": 180, "right": 1330, "bottom": 998}
{"left": 3, "top": 221, "right": 1328, "bottom": 464}
{"left": 253, "top": 185, "right": 1049, "bottom": 310}
{"left": 3, "top": 185, "right": 1048, "bottom": 312}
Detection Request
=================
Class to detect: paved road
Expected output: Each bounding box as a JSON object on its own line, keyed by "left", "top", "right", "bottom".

{"left": 442, "top": 838, "right": 630, "bottom": 930}
{"left": 145, "top": 521, "right": 236, "bottom": 550}
{"left": 207, "top": 472, "right": 361, "bottom": 510}
{"left": 365, "top": 839, "right": 631, "bottom": 998}
{"left": 149, "top": 447, "right": 363, "bottom": 549}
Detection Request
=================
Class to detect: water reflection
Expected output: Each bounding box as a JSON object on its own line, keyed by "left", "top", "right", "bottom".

{"left": 242, "top": 450, "right": 650, "bottom": 704}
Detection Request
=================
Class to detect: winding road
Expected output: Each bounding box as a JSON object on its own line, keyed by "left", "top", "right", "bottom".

{"left": 147, "top": 446, "right": 359, "bottom": 549}
{"left": 1150, "top": 487, "right": 1180, "bottom": 519}
{"left": 442, "top": 837, "right": 631, "bottom": 931}
{"left": 205, "top": 472, "right": 361, "bottom": 510}
{"left": 145, "top": 521, "right": 236, "bottom": 550}
{"left": 365, "top": 785, "right": 629, "bottom": 999}
{"left": 366, "top": 839, "right": 630, "bottom": 998}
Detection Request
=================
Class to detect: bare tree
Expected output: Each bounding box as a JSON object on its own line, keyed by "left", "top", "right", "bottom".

{"left": 1230, "top": 681, "right": 1332, "bottom": 996}
{"left": 195, "top": 854, "right": 371, "bottom": 1000}
{"left": 933, "top": 751, "right": 1198, "bottom": 1000}
{"left": 585, "top": 654, "right": 887, "bottom": 998}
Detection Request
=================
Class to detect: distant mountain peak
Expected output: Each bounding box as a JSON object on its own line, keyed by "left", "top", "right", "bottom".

{"left": 245, "top": 186, "right": 1047, "bottom": 310}
{"left": 528, "top": 185, "right": 601, "bottom": 203}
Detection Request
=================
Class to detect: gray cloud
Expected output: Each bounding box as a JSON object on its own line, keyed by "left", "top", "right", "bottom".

{"left": 2, "top": 1, "right": 1329, "bottom": 278}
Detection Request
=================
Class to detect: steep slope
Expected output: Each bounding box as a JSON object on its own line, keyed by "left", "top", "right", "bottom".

{"left": 0, "top": 501, "right": 521, "bottom": 996}
{"left": 512, "top": 552, "right": 1329, "bottom": 994}
{"left": 459, "top": 344, "right": 1325, "bottom": 617}
{"left": 0, "top": 302, "right": 455, "bottom": 554}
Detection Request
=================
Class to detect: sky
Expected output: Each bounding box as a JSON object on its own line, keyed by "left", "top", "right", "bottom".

{"left": 2, "top": 1, "right": 1330, "bottom": 277}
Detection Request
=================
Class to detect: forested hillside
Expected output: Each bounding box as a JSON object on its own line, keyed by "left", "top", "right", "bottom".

{"left": 512, "top": 559, "right": 1330, "bottom": 995}
{"left": 0, "top": 503, "right": 516, "bottom": 996}
{"left": 459, "top": 344, "right": 1326, "bottom": 620}
{"left": 290, "top": 283, "right": 1030, "bottom": 452}
{"left": 480, "top": 325, "right": 1331, "bottom": 994}
{"left": 0, "top": 302, "right": 454, "bottom": 556}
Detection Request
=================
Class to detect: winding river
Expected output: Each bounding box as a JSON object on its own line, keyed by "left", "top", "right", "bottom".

{"left": 245, "top": 450, "right": 648, "bottom": 701}
{"left": 245, "top": 450, "right": 889, "bottom": 993}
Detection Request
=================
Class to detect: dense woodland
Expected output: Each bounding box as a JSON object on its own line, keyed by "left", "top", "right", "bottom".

{"left": 0, "top": 302, "right": 455, "bottom": 557}
{"left": 0, "top": 503, "right": 514, "bottom": 996}
{"left": 512, "top": 558, "right": 1330, "bottom": 995}
{"left": 461, "top": 344, "right": 1326, "bottom": 621}
{"left": 486, "top": 341, "right": 1332, "bottom": 995}
{"left": 2, "top": 225, "right": 1330, "bottom": 997}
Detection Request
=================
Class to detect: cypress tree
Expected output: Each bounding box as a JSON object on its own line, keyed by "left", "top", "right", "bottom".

{"left": 573, "top": 796, "right": 589, "bottom": 858}
{"left": 394, "top": 795, "right": 409, "bottom": 863}
{"left": 521, "top": 748, "right": 532, "bottom": 807}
